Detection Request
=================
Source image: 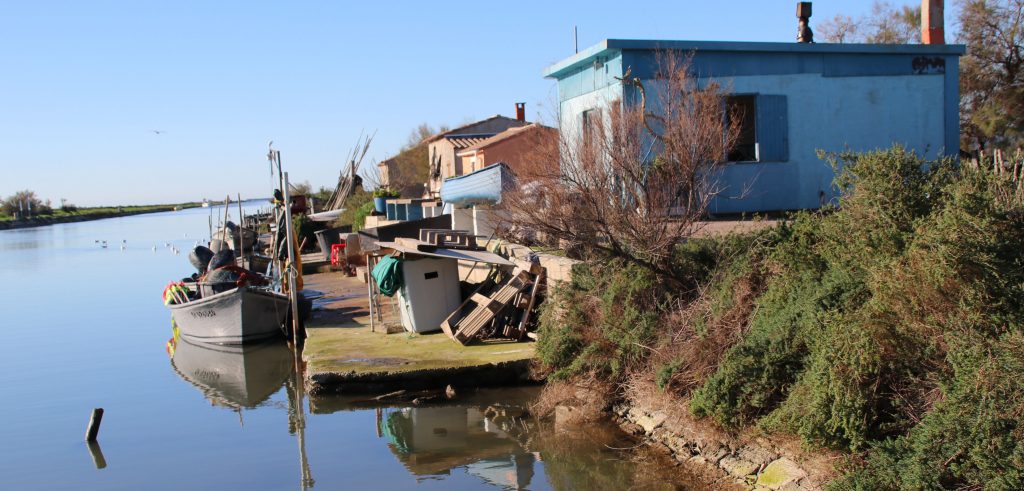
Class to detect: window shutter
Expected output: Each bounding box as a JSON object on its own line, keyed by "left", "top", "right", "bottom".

{"left": 756, "top": 95, "right": 789, "bottom": 162}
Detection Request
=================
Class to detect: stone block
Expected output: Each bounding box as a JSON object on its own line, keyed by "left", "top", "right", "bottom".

{"left": 633, "top": 410, "right": 668, "bottom": 434}
{"left": 554, "top": 405, "right": 582, "bottom": 432}
{"left": 719, "top": 455, "right": 759, "bottom": 479}
{"left": 663, "top": 434, "right": 692, "bottom": 456}
{"left": 737, "top": 444, "right": 777, "bottom": 468}
{"left": 754, "top": 458, "right": 807, "bottom": 490}
{"left": 699, "top": 442, "right": 730, "bottom": 463}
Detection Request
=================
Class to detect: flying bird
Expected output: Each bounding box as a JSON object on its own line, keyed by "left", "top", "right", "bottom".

{"left": 152, "top": 130, "right": 164, "bottom": 135}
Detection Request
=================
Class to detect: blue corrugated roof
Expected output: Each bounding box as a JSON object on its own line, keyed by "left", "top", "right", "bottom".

{"left": 543, "top": 38, "right": 967, "bottom": 79}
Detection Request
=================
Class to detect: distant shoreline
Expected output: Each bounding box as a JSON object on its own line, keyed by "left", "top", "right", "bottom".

{"left": 0, "top": 204, "right": 201, "bottom": 231}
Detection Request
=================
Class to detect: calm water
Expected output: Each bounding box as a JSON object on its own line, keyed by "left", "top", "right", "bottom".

{"left": 0, "top": 207, "right": 696, "bottom": 490}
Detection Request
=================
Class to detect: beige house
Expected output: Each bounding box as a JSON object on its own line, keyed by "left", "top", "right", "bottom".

{"left": 455, "top": 123, "right": 557, "bottom": 175}
{"left": 424, "top": 113, "right": 528, "bottom": 197}
{"left": 376, "top": 143, "right": 428, "bottom": 197}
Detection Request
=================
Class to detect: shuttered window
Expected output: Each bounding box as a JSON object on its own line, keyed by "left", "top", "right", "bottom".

{"left": 755, "top": 94, "right": 789, "bottom": 162}
{"left": 725, "top": 94, "right": 789, "bottom": 163}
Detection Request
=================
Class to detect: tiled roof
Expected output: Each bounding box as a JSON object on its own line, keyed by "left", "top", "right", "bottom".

{"left": 446, "top": 136, "right": 489, "bottom": 149}
{"left": 422, "top": 115, "right": 527, "bottom": 144}
{"left": 456, "top": 123, "right": 554, "bottom": 154}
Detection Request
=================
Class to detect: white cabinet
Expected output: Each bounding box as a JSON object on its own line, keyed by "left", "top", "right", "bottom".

{"left": 397, "top": 257, "right": 462, "bottom": 333}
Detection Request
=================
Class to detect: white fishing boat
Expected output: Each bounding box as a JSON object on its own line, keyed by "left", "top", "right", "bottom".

{"left": 167, "top": 285, "right": 289, "bottom": 345}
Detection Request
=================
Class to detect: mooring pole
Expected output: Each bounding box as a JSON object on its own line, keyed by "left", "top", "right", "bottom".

{"left": 85, "top": 408, "right": 103, "bottom": 442}
{"left": 282, "top": 172, "right": 301, "bottom": 346}
{"left": 237, "top": 193, "right": 245, "bottom": 255}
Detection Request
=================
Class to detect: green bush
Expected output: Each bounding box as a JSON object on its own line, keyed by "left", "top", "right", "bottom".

{"left": 536, "top": 260, "right": 664, "bottom": 381}
{"left": 537, "top": 145, "right": 1024, "bottom": 488}
{"left": 333, "top": 188, "right": 373, "bottom": 231}
{"left": 292, "top": 213, "right": 320, "bottom": 249}
{"left": 372, "top": 187, "right": 400, "bottom": 198}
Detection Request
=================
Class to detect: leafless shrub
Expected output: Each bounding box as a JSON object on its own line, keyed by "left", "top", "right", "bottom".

{"left": 657, "top": 267, "right": 765, "bottom": 395}
{"left": 502, "top": 54, "right": 739, "bottom": 271}
{"left": 531, "top": 375, "right": 616, "bottom": 422}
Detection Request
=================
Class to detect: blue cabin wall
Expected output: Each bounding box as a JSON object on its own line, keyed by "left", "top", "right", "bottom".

{"left": 556, "top": 51, "right": 625, "bottom": 142}
{"left": 549, "top": 42, "right": 964, "bottom": 214}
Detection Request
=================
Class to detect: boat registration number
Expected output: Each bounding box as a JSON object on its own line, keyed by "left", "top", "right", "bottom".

{"left": 190, "top": 310, "right": 217, "bottom": 319}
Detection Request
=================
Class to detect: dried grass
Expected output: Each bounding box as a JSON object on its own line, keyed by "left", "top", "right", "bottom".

{"left": 656, "top": 267, "right": 765, "bottom": 395}
{"left": 531, "top": 374, "right": 616, "bottom": 423}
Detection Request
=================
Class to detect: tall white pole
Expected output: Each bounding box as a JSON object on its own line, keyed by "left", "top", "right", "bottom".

{"left": 282, "top": 171, "right": 301, "bottom": 344}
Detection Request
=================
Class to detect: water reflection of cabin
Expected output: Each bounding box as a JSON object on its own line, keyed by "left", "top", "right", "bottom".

{"left": 380, "top": 406, "right": 536, "bottom": 488}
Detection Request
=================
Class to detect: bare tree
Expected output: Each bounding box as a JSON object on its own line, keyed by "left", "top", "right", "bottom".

{"left": 402, "top": 122, "right": 450, "bottom": 151}
{"left": 817, "top": 1, "right": 920, "bottom": 44}
{"left": 502, "top": 55, "right": 739, "bottom": 273}
{"left": 1, "top": 189, "right": 52, "bottom": 217}
{"left": 818, "top": 13, "right": 862, "bottom": 43}
{"left": 958, "top": 0, "right": 1024, "bottom": 150}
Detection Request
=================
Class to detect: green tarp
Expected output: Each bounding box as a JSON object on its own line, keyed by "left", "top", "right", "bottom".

{"left": 371, "top": 255, "right": 403, "bottom": 296}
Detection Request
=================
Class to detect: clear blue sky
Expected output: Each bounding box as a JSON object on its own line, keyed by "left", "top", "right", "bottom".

{"left": 1, "top": 1, "right": 952, "bottom": 206}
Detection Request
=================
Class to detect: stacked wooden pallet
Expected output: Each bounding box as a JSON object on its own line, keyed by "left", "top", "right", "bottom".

{"left": 418, "top": 229, "right": 479, "bottom": 250}
{"left": 441, "top": 259, "right": 545, "bottom": 345}
{"left": 392, "top": 229, "right": 482, "bottom": 254}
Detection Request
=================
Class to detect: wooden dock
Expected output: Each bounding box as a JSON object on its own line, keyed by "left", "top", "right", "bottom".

{"left": 300, "top": 272, "right": 538, "bottom": 396}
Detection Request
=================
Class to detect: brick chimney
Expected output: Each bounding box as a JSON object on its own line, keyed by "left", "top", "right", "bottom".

{"left": 922, "top": 0, "right": 944, "bottom": 44}
{"left": 515, "top": 102, "right": 526, "bottom": 122}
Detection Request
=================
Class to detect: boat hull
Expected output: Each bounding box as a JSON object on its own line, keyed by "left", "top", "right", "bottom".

{"left": 168, "top": 286, "right": 289, "bottom": 345}
{"left": 439, "top": 163, "right": 512, "bottom": 206}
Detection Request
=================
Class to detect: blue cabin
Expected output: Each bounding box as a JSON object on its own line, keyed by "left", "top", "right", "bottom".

{"left": 544, "top": 39, "right": 966, "bottom": 213}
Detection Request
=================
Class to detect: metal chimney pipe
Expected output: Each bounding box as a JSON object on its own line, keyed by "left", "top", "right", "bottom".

{"left": 922, "top": 0, "right": 945, "bottom": 44}
{"left": 797, "top": 2, "right": 814, "bottom": 43}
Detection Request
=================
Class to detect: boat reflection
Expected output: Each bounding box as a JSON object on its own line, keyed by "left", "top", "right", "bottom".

{"left": 167, "top": 328, "right": 292, "bottom": 409}
{"left": 166, "top": 324, "right": 315, "bottom": 489}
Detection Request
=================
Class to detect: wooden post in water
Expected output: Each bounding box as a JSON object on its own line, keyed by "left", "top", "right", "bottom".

{"left": 85, "top": 408, "right": 103, "bottom": 441}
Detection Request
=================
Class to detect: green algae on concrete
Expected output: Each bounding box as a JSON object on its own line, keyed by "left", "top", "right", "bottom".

{"left": 304, "top": 326, "right": 534, "bottom": 376}
{"left": 300, "top": 271, "right": 537, "bottom": 395}
{"left": 754, "top": 458, "right": 806, "bottom": 490}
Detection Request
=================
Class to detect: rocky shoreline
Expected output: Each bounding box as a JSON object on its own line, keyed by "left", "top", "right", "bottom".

{"left": 609, "top": 402, "right": 827, "bottom": 490}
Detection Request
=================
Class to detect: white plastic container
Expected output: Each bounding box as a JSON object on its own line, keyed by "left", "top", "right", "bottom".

{"left": 396, "top": 257, "right": 462, "bottom": 333}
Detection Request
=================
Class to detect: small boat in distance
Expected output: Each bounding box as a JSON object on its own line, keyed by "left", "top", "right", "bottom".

{"left": 201, "top": 199, "right": 210, "bottom": 208}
